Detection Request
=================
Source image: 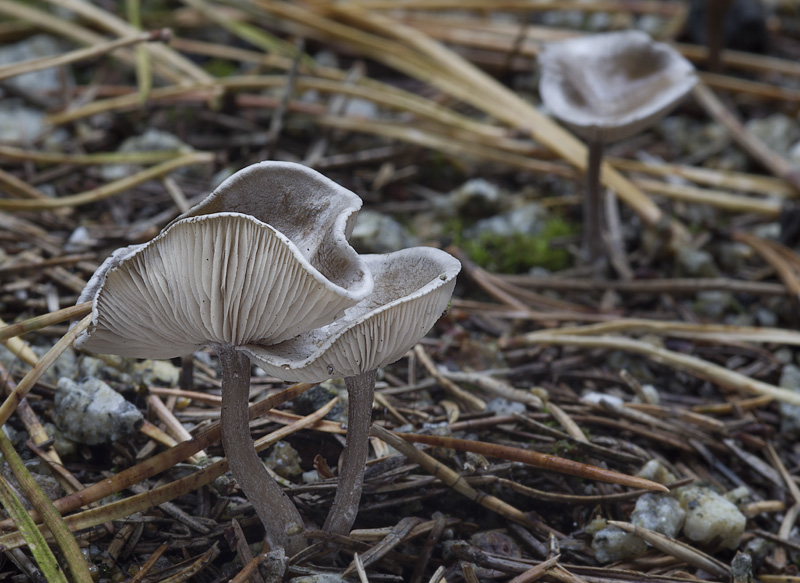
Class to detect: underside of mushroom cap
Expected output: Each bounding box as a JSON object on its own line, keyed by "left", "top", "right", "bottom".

{"left": 76, "top": 213, "right": 372, "bottom": 358}
{"left": 538, "top": 30, "right": 697, "bottom": 143}
{"left": 173, "top": 161, "right": 367, "bottom": 292}
{"left": 241, "top": 247, "right": 461, "bottom": 382}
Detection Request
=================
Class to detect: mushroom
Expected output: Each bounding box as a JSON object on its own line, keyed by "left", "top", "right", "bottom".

{"left": 538, "top": 30, "right": 697, "bottom": 265}
{"left": 242, "top": 246, "right": 461, "bottom": 535}
{"left": 75, "top": 161, "right": 373, "bottom": 555}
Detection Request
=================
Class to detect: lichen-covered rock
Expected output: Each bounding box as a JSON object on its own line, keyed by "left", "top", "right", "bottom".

{"left": 588, "top": 518, "right": 647, "bottom": 563}
{"left": 54, "top": 377, "right": 143, "bottom": 444}
{"left": 676, "top": 485, "right": 746, "bottom": 549}
{"left": 265, "top": 441, "right": 302, "bottom": 478}
{"left": 637, "top": 459, "right": 677, "bottom": 486}
{"left": 632, "top": 493, "right": 685, "bottom": 537}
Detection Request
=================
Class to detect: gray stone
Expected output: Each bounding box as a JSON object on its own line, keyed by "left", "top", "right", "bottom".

{"left": 54, "top": 377, "right": 143, "bottom": 444}
{"left": 351, "top": 210, "right": 419, "bottom": 253}
{"left": 632, "top": 493, "right": 685, "bottom": 537}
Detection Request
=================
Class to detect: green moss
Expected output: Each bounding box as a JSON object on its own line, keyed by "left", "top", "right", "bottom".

{"left": 202, "top": 59, "right": 239, "bottom": 78}
{"left": 458, "top": 217, "right": 576, "bottom": 273}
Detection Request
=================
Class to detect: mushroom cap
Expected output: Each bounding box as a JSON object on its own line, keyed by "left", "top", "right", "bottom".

{"left": 241, "top": 247, "right": 461, "bottom": 382}
{"left": 538, "top": 30, "right": 697, "bottom": 143}
{"left": 76, "top": 162, "right": 373, "bottom": 358}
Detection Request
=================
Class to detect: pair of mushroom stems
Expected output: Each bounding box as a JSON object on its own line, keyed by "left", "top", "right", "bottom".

{"left": 218, "top": 344, "right": 377, "bottom": 553}
{"left": 583, "top": 139, "right": 605, "bottom": 266}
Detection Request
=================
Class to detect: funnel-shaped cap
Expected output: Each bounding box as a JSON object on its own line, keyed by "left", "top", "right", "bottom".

{"left": 242, "top": 247, "right": 461, "bottom": 382}
{"left": 76, "top": 162, "right": 373, "bottom": 358}
{"left": 539, "top": 30, "right": 697, "bottom": 143}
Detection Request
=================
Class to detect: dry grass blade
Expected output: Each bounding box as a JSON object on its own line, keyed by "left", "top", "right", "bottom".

{"left": 0, "top": 429, "right": 93, "bottom": 582}
{"left": 0, "top": 152, "right": 214, "bottom": 210}
{"left": 733, "top": 231, "right": 800, "bottom": 303}
{"left": 607, "top": 521, "right": 729, "bottom": 578}
{"left": 43, "top": 0, "right": 212, "bottom": 84}
{"left": 693, "top": 81, "right": 800, "bottom": 193}
{"left": 0, "top": 314, "right": 91, "bottom": 428}
{"left": 507, "top": 555, "right": 560, "bottom": 583}
{"left": 0, "top": 382, "right": 316, "bottom": 531}
{"left": 0, "top": 29, "right": 168, "bottom": 82}
{"left": 414, "top": 344, "right": 486, "bottom": 410}
{"left": 394, "top": 433, "right": 667, "bottom": 491}
{"left": 514, "top": 333, "right": 800, "bottom": 406}
{"left": 0, "top": 395, "right": 337, "bottom": 551}
{"left": 370, "top": 423, "right": 536, "bottom": 528}
{"left": 0, "top": 302, "right": 92, "bottom": 341}
{"left": 343, "top": 516, "right": 424, "bottom": 577}
{"left": 0, "top": 472, "right": 69, "bottom": 583}
{"left": 501, "top": 318, "right": 800, "bottom": 348}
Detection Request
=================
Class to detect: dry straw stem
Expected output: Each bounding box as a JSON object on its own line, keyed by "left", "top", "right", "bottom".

{"left": 0, "top": 382, "right": 316, "bottom": 531}
{"left": 0, "top": 302, "right": 92, "bottom": 341}
{"left": 500, "top": 274, "right": 788, "bottom": 298}
{"left": 42, "top": 0, "right": 213, "bottom": 86}
{"left": 0, "top": 363, "right": 66, "bottom": 470}
{"left": 413, "top": 344, "right": 486, "bottom": 410}
{"left": 0, "top": 429, "right": 93, "bottom": 582}
{"left": 0, "top": 0, "right": 184, "bottom": 84}
{"left": 394, "top": 433, "right": 667, "bottom": 491}
{"left": 507, "top": 555, "right": 561, "bottom": 583}
{"left": 0, "top": 152, "right": 214, "bottom": 210}
{"left": 370, "top": 423, "right": 538, "bottom": 529}
{"left": 128, "top": 544, "right": 168, "bottom": 583}
{"left": 0, "top": 145, "right": 191, "bottom": 166}
{"left": 607, "top": 521, "right": 729, "bottom": 578}
{"left": 0, "top": 168, "right": 47, "bottom": 200}
{"left": 733, "top": 231, "right": 800, "bottom": 303}
{"left": 0, "top": 314, "right": 91, "bottom": 428}
{"left": 48, "top": 75, "right": 507, "bottom": 142}
{"left": 0, "top": 395, "right": 337, "bottom": 552}
{"left": 0, "top": 318, "right": 39, "bottom": 367}
{"left": 693, "top": 81, "right": 800, "bottom": 193}
{"left": 609, "top": 157, "right": 794, "bottom": 198}
{"left": 342, "top": 516, "right": 423, "bottom": 577}
{"left": 634, "top": 178, "right": 782, "bottom": 217}
{"left": 41, "top": 79, "right": 779, "bottom": 218}
{"left": 255, "top": 0, "right": 668, "bottom": 230}
{"left": 515, "top": 333, "right": 800, "bottom": 406}
{"left": 0, "top": 472, "right": 68, "bottom": 583}
{"left": 501, "top": 318, "right": 800, "bottom": 348}
{"left": 0, "top": 29, "right": 168, "bottom": 83}
{"left": 347, "top": 0, "right": 683, "bottom": 14}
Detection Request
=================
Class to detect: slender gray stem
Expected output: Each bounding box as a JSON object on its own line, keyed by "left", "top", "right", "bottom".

{"left": 583, "top": 139, "right": 605, "bottom": 265}
{"left": 323, "top": 369, "right": 377, "bottom": 535}
{"left": 217, "top": 345, "right": 305, "bottom": 555}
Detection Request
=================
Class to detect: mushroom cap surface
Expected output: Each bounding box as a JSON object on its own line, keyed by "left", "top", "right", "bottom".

{"left": 76, "top": 162, "right": 373, "bottom": 358}
{"left": 538, "top": 30, "right": 697, "bottom": 143}
{"left": 241, "top": 247, "right": 461, "bottom": 382}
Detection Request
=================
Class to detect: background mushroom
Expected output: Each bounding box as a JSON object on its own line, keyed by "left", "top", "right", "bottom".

{"left": 538, "top": 30, "right": 697, "bottom": 265}
{"left": 242, "top": 246, "right": 461, "bottom": 536}
{"left": 75, "top": 161, "right": 373, "bottom": 555}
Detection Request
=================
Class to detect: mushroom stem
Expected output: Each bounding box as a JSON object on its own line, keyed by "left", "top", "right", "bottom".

{"left": 583, "top": 139, "right": 605, "bottom": 266}
{"left": 217, "top": 345, "right": 305, "bottom": 554}
{"left": 323, "top": 369, "right": 377, "bottom": 535}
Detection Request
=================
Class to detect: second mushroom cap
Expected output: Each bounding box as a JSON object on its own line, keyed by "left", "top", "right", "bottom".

{"left": 538, "top": 30, "right": 697, "bottom": 143}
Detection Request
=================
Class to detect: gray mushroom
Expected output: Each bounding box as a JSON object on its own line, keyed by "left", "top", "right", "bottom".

{"left": 243, "top": 246, "right": 461, "bottom": 535}
{"left": 538, "top": 30, "right": 697, "bottom": 264}
{"left": 75, "top": 161, "right": 373, "bottom": 555}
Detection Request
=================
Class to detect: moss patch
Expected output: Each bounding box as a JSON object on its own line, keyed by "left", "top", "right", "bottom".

{"left": 457, "top": 217, "right": 576, "bottom": 273}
